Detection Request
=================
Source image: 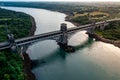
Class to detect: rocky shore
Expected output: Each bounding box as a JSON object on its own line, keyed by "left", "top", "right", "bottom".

{"left": 23, "top": 53, "right": 36, "bottom": 80}
{"left": 86, "top": 32, "right": 120, "bottom": 48}
{"left": 23, "top": 16, "right": 36, "bottom": 80}
{"left": 58, "top": 43, "right": 75, "bottom": 52}
{"left": 28, "top": 16, "right": 36, "bottom": 36}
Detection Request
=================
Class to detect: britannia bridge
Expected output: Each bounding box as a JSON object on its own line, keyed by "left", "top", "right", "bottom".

{"left": 0, "top": 18, "right": 119, "bottom": 52}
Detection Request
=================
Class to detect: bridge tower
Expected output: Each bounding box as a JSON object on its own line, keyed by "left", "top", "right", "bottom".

{"left": 7, "top": 33, "right": 17, "bottom": 53}
{"left": 5, "top": 23, "right": 17, "bottom": 53}
{"left": 58, "top": 23, "right": 68, "bottom": 47}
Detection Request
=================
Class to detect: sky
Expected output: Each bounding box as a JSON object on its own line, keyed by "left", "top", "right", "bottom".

{"left": 0, "top": 0, "right": 120, "bottom": 2}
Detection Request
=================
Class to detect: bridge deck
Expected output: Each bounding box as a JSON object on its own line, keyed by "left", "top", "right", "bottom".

{"left": 0, "top": 18, "right": 120, "bottom": 50}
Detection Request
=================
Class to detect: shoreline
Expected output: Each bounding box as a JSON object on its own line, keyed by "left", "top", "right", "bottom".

{"left": 28, "top": 16, "right": 36, "bottom": 36}
{"left": 23, "top": 16, "right": 36, "bottom": 80}
{"left": 86, "top": 32, "right": 120, "bottom": 48}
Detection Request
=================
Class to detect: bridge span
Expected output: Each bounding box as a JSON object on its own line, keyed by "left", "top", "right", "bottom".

{"left": 0, "top": 18, "right": 120, "bottom": 52}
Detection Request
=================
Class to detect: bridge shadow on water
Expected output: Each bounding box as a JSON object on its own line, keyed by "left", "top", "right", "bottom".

{"left": 31, "top": 37, "right": 94, "bottom": 69}
{"left": 74, "top": 37, "right": 94, "bottom": 51}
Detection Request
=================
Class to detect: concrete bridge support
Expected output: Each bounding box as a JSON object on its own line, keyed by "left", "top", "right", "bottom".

{"left": 58, "top": 23, "right": 75, "bottom": 52}
{"left": 86, "top": 23, "right": 96, "bottom": 38}
{"left": 86, "top": 27, "right": 94, "bottom": 38}
{"left": 10, "top": 44, "right": 17, "bottom": 53}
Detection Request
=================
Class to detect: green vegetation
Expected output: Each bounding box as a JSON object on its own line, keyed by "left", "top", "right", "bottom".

{"left": 0, "top": 51, "right": 25, "bottom": 80}
{"left": 0, "top": 8, "right": 32, "bottom": 80}
{"left": 0, "top": 8, "right": 32, "bottom": 42}
{"left": 95, "top": 21, "right": 120, "bottom": 41}
{"left": 72, "top": 16, "right": 89, "bottom": 25}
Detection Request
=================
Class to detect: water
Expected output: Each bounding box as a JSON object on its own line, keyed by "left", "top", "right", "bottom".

{"left": 2, "top": 7, "right": 120, "bottom": 80}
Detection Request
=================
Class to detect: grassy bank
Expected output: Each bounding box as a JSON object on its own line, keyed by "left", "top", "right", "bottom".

{"left": 0, "top": 8, "right": 32, "bottom": 80}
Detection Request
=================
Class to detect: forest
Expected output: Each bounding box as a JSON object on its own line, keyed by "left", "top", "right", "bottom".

{"left": 0, "top": 8, "right": 32, "bottom": 42}
{"left": 0, "top": 8, "right": 32, "bottom": 80}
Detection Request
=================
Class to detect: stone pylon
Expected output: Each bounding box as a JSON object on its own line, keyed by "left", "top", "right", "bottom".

{"left": 58, "top": 23, "right": 68, "bottom": 46}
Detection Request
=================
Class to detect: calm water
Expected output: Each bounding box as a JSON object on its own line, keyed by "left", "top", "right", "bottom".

{"left": 3, "top": 7, "right": 120, "bottom": 80}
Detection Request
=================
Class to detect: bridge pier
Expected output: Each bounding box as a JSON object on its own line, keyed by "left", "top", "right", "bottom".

{"left": 58, "top": 23, "right": 75, "bottom": 52}
{"left": 10, "top": 44, "right": 17, "bottom": 53}
{"left": 19, "top": 45, "right": 28, "bottom": 60}
{"left": 86, "top": 23, "right": 95, "bottom": 38}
